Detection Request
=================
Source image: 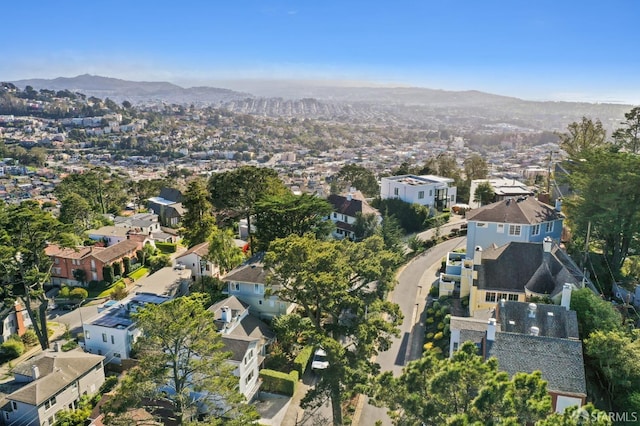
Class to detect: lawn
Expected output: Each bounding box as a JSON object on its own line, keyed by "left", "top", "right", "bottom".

{"left": 88, "top": 268, "right": 149, "bottom": 298}
{"left": 129, "top": 267, "right": 149, "bottom": 281}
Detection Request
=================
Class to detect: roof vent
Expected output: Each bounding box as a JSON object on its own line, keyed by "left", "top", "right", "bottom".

{"left": 528, "top": 303, "right": 537, "bottom": 318}
{"left": 530, "top": 326, "right": 540, "bottom": 336}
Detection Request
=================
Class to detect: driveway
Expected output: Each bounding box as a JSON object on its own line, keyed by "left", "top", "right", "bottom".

{"left": 357, "top": 237, "right": 466, "bottom": 425}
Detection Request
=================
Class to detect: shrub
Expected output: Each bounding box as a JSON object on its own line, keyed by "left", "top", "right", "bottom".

{"left": 423, "top": 342, "right": 434, "bottom": 351}
{"left": 123, "top": 257, "right": 131, "bottom": 277}
{"left": 431, "top": 347, "right": 443, "bottom": 356}
{"left": 111, "top": 282, "right": 128, "bottom": 301}
{"left": 426, "top": 332, "right": 434, "bottom": 340}
{"left": 61, "top": 340, "right": 79, "bottom": 351}
{"left": 259, "top": 369, "right": 298, "bottom": 396}
{"left": 59, "top": 286, "right": 70, "bottom": 298}
{"left": 437, "top": 322, "right": 445, "bottom": 330}
{"left": 100, "top": 375, "right": 119, "bottom": 394}
{"left": 444, "top": 314, "right": 451, "bottom": 324}
{"left": 443, "top": 324, "right": 450, "bottom": 336}
{"left": 429, "top": 285, "right": 439, "bottom": 297}
{"left": 155, "top": 242, "right": 177, "bottom": 253}
{"left": 434, "top": 332, "right": 444, "bottom": 340}
{"left": 426, "top": 317, "right": 434, "bottom": 324}
{"left": 149, "top": 255, "right": 171, "bottom": 273}
{"left": 21, "top": 330, "right": 38, "bottom": 346}
{"left": 427, "top": 308, "right": 435, "bottom": 315}
{"left": 70, "top": 287, "right": 88, "bottom": 300}
{"left": 103, "top": 264, "right": 114, "bottom": 284}
{"left": 1, "top": 339, "right": 25, "bottom": 359}
{"left": 113, "top": 262, "right": 122, "bottom": 277}
{"left": 293, "top": 345, "right": 314, "bottom": 376}
{"left": 432, "top": 301, "right": 441, "bottom": 310}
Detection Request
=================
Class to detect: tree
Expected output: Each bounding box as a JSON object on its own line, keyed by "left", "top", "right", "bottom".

{"left": 376, "top": 214, "right": 404, "bottom": 254}
{"left": 335, "top": 164, "right": 379, "bottom": 198}
{"left": 570, "top": 288, "right": 622, "bottom": 339}
{"left": 265, "top": 234, "right": 402, "bottom": 424}
{"left": 538, "top": 403, "right": 612, "bottom": 425}
{"left": 254, "top": 193, "right": 333, "bottom": 251}
{"left": 371, "top": 342, "right": 552, "bottom": 425}
{"left": 59, "top": 193, "right": 92, "bottom": 235}
{"left": 563, "top": 148, "right": 640, "bottom": 271}
{"left": 72, "top": 268, "right": 86, "bottom": 286}
{"left": 106, "top": 295, "right": 258, "bottom": 424}
{"left": 559, "top": 117, "right": 607, "bottom": 160}
{"left": 463, "top": 154, "right": 489, "bottom": 181}
{"left": 271, "top": 313, "right": 314, "bottom": 356}
{"left": 208, "top": 166, "right": 287, "bottom": 254}
{"left": 474, "top": 181, "right": 496, "bottom": 206}
{"left": 613, "top": 107, "right": 640, "bottom": 154}
{"left": 182, "top": 178, "right": 217, "bottom": 247}
{"left": 206, "top": 226, "right": 244, "bottom": 276}
{"left": 55, "top": 168, "right": 128, "bottom": 215}
{"left": 0, "top": 201, "right": 77, "bottom": 349}
{"left": 353, "top": 212, "right": 379, "bottom": 241}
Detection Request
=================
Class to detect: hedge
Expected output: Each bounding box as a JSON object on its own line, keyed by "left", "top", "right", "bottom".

{"left": 259, "top": 369, "right": 298, "bottom": 396}
{"left": 293, "top": 345, "right": 314, "bottom": 376}
{"left": 155, "top": 242, "right": 177, "bottom": 253}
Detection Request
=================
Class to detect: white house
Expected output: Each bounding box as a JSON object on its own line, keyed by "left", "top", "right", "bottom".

{"left": 468, "top": 178, "right": 534, "bottom": 209}
{"left": 175, "top": 242, "right": 220, "bottom": 281}
{"left": 380, "top": 174, "right": 457, "bottom": 210}
{"left": 326, "top": 190, "right": 381, "bottom": 240}
{"left": 0, "top": 350, "right": 105, "bottom": 426}
{"left": 0, "top": 300, "right": 32, "bottom": 343}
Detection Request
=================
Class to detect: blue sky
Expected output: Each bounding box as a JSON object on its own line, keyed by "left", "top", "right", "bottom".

{"left": 2, "top": 0, "right": 639, "bottom": 103}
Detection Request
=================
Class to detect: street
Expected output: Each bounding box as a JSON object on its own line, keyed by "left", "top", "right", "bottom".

{"left": 48, "top": 303, "right": 100, "bottom": 335}
{"left": 357, "top": 236, "right": 466, "bottom": 425}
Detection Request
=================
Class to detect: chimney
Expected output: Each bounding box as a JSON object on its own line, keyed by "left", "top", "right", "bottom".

{"left": 473, "top": 246, "right": 483, "bottom": 266}
{"left": 31, "top": 365, "right": 40, "bottom": 380}
{"left": 528, "top": 303, "right": 537, "bottom": 318}
{"left": 555, "top": 198, "right": 562, "bottom": 212}
{"left": 221, "top": 306, "right": 231, "bottom": 323}
{"left": 530, "top": 326, "right": 540, "bottom": 336}
{"left": 561, "top": 283, "right": 572, "bottom": 310}
{"left": 543, "top": 237, "right": 552, "bottom": 254}
{"left": 346, "top": 193, "right": 352, "bottom": 201}
{"left": 14, "top": 300, "right": 27, "bottom": 336}
{"left": 487, "top": 318, "right": 497, "bottom": 341}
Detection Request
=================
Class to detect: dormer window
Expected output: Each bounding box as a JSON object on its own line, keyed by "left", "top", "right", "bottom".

{"left": 545, "top": 222, "right": 554, "bottom": 233}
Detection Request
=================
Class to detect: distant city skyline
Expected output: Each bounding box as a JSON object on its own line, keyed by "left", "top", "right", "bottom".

{"left": 2, "top": 1, "right": 639, "bottom": 104}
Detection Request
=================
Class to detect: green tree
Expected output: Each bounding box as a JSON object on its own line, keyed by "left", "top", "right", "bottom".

{"left": 72, "top": 268, "right": 87, "bottom": 286}
{"left": 106, "top": 295, "right": 258, "bottom": 424}
{"left": 55, "top": 168, "right": 128, "bottom": 215}
{"left": 59, "top": 193, "right": 92, "bottom": 235}
{"left": 335, "top": 164, "right": 379, "bottom": 198}
{"left": 538, "top": 403, "right": 612, "bottom": 425}
{"left": 377, "top": 214, "right": 404, "bottom": 254}
{"left": 208, "top": 166, "right": 287, "bottom": 254}
{"left": 474, "top": 181, "right": 496, "bottom": 206}
{"left": 254, "top": 193, "right": 333, "bottom": 251}
{"left": 372, "top": 342, "right": 552, "bottom": 425}
{"left": 612, "top": 107, "right": 640, "bottom": 154}
{"left": 558, "top": 117, "right": 607, "bottom": 160}
{"left": 563, "top": 148, "right": 640, "bottom": 271}
{"left": 265, "top": 234, "right": 402, "bottom": 424}
{"left": 0, "top": 201, "right": 77, "bottom": 349}
{"left": 182, "top": 178, "right": 217, "bottom": 247}
{"left": 353, "top": 212, "right": 380, "bottom": 241}
{"left": 463, "top": 154, "right": 489, "bottom": 181}
{"left": 570, "top": 288, "right": 622, "bottom": 339}
{"left": 271, "top": 313, "right": 314, "bottom": 356}
{"left": 206, "top": 226, "right": 244, "bottom": 276}
{"left": 129, "top": 178, "right": 168, "bottom": 212}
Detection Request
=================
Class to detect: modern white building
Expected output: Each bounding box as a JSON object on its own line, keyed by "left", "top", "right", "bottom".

{"left": 380, "top": 174, "right": 457, "bottom": 210}
{"left": 468, "top": 178, "right": 534, "bottom": 209}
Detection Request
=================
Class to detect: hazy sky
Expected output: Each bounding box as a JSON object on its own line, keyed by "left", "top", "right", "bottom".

{"left": 2, "top": 1, "right": 639, "bottom": 103}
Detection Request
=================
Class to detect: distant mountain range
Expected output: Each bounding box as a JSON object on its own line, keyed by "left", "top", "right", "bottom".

{"left": 10, "top": 74, "right": 633, "bottom": 132}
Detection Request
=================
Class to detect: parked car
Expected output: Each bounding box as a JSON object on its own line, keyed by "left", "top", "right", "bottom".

{"left": 311, "top": 348, "right": 329, "bottom": 370}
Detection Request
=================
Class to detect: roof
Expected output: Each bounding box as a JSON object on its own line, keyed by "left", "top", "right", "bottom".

{"left": 221, "top": 335, "right": 258, "bottom": 362}
{"left": 8, "top": 351, "right": 104, "bottom": 406}
{"left": 87, "top": 226, "right": 131, "bottom": 238}
{"left": 208, "top": 296, "right": 250, "bottom": 319}
{"left": 488, "top": 333, "right": 586, "bottom": 395}
{"left": 477, "top": 242, "right": 578, "bottom": 295}
{"left": 466, "top": 196, "right": 561, "bottom": 225}
{"left": 327, "top": 193, "right": 379, "bottom": 218}
{"left": 45, "top": 245, "right": 93, "bottom": 259}
{"left": 450, "top": 316, "right": 492, "bottom": 333}
{"left": 177, "top": 241, "right": 209, "bottom": 259}
{"left": 497, "top": 300, "right": 579, "bottom": 339}
{"left": 383, "top": 174, "right": 453, "bottom": 186}
{"left": 91, "top": 240, "right": 139, "bottom": 264}
{"left": 159, "top": 187, "right": 183, "bottom": 203}
{"left": 224, "top": 254, "right": 268, "bottom": 284}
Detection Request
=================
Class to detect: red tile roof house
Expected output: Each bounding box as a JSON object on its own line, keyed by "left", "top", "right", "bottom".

{"left": 45, "top": 240, "right": 139, "bottom": 287}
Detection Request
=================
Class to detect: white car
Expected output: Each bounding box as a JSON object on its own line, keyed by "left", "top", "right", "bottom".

{"left": 311, "top": 348, "right": 329, "bottom": 370}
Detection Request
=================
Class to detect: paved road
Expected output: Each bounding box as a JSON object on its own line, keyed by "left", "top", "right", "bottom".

{"left": 357, "top": 237, "right": 466, "bottom": 426}
{"left": 48, "top": 304, "right": 100, "bottom": 335}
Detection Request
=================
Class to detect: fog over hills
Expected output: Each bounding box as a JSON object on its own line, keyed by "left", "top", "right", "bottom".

{"left": 11, "top": 74, "right": 632, "bottom": 132}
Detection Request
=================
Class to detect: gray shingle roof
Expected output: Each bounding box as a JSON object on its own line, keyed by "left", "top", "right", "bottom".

{"left": 466, "top": 196, "right": 561, "bottom": 225}
{"left": 497, "top": 300, "right": 579, "bottom": 339}
{"left": 224, "top": 255, "right": 268, "bottom": 284}
{"left": 488, "top": 333, "right": 586, "bottom": 395}
{"left": 221, "top": 336, "right": 258, "bottom": 362}
{"left": 91, "top": 239, "right": 139, "bottom": 264}
{"left": 327, "top": 193, "right": 379, "bottom": 218}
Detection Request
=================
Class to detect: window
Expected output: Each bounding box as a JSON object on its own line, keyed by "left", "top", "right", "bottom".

{"left": 476, "top": 222, "right": 487, "bottom": 228}
{"left": 508, "top": 224, "right": 522, "bottom": 236}
{"left": 452, "top": 342, "right": 459, "bottom": 352}
{"left": 85, "top": 330, "right": 90, "bottom": 340}
{"left": 418, "top": 190, "right": 424, "bottom": 199}
{"left": 485, "top": 292, "right": 497, "bottom": 302}
{"left": 48, "top": 417, "right": 54, "bottom": 426}
{"left": 231, "top": 283, "right": 239, "bottom": 292}
{"left": 11, "top": 401, "right": 17, "bottom": 410}
{"left": 393, "top": 188, "right": 399, "bottom": 196}
{"left": 114, "top": 353, "right": 121, "bottom": 358}
{"left": 254, "top": 284, "right": 264, "bottom": 294}
{"left": 245, "top": 370, "right": 254, "bottom": 385}
{"left": 111, "top": 335, "right": 115, "bottom": 344}
{"left": 508, "top": 294, "right": 519, "bottom": 301}
{"left": 450, "top": 195, "right": 455, "bottom": 201}
{"left": 545, "top": 222, "right": 554, "bottom": 233}
{"left": 496, "top": 224, "right": 504, "bottom": 233}
{"left": 333, "top": 213, "right": 337, "bottom": 218}
{"left": 44, "top": 396, "right": 56, "bottom": 410}
{"left": 532, "top": 224, "right": 540, "bottom": 236}
{"left": 102, "top": 333, "right": 107, "bottom": 343}
{"left": 54, "top": 258, "right": 59, "bottom": 264}
{"left": 429, "top": 190, "right": 433, "bottom": 196}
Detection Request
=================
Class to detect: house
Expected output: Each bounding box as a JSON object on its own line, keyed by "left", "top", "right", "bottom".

{"left": 465, "top": 196, "right": 563, "bottom": 256}
{"left": 0, "top": 300, "right": 32, "bottom": 343}
{"left": 147, "top": 188, "right": 185, "bottom": 227}
{"left": 86, "top": 225, "right": 157, "bottom": 248}
{"left": 326, "top": 190, "right": 381, "bottom": 240}
{"left": 461, "top": 239, "right": 588, "bottom": 317}
{"left": 449, "top": 294, "right": 587, "bottom": 413}
{"left": 0, "top": 350, "right": 105, "bottom": 426}
{"left": 380, "top": 174, "right": 457, "bottom": 210}
{"left": 46, "top": 240, "right": 139, "bottom": 286}
{"left": 175, "top": 242, "right": 220, "bottom": 281}
{"left": 82, "top": 293, "right": 171, "bottom": 365}
{"left": 468, "top": 178, "right": 534, "bottom": 209}
{"left": 223, "top": 254, "right": 294, "bottom": 320}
